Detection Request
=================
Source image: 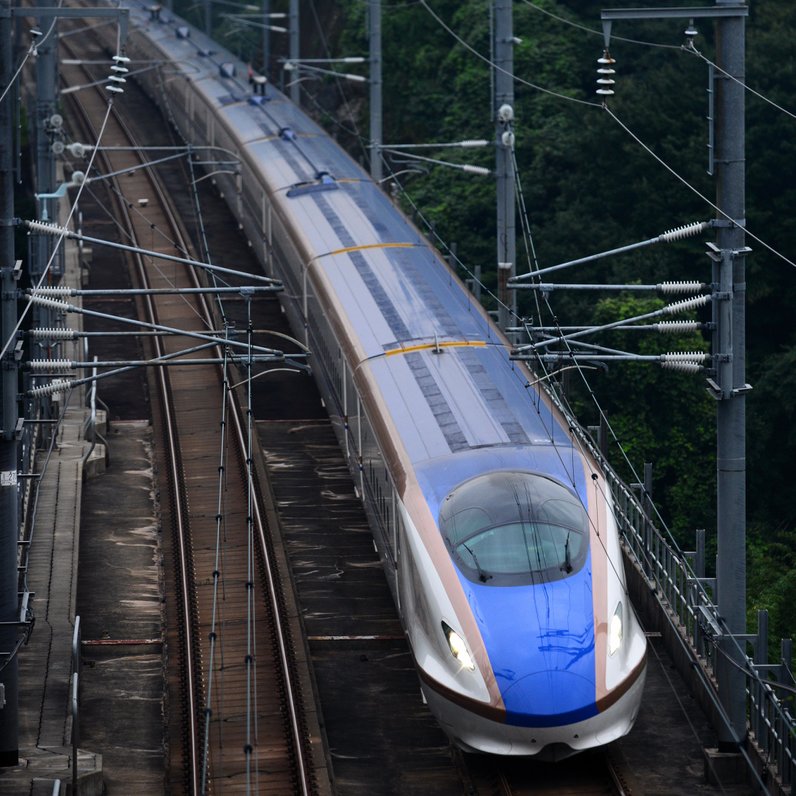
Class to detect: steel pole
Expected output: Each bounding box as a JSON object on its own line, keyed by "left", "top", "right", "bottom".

{"left": 289, "top": 0, "right": 299, "bottom": 104}
{"left": 494, "top": 0, "right": 516, "bottom": 332}
{"left": 32, "top": 6, "right": 58, "bottom": 346}
{"left": 262, "top": 0, "right": 269, "bottom": 76}
{"left": 714, "top": 0, "right": 747, "bottom": 748}
{"left": 369, "top": 0, "right": 382, "bottom": 181}
{"left": 0, "top": 0, "right": 20, "bottom": 766}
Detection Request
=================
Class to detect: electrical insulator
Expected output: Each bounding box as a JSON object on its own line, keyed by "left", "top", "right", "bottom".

{"left": 30, "top": 328, "right": 76, "bottom": 340}
{"left": 596, "top": 50, "right": 615, "bottom": 97}
{"left": 684, "top": 19, "right": 698, "bottom": 50}
{"left": 661, "top": 360, "right": 703, "bottom": 374}
{"left": 28, "top": 359, "right": 73, "bottom": 373}
{"left": 655, "top": 321, "right": 701, "bottom": 334}
{"left": 658, "top": 281, "right": 705, "bottom": 295}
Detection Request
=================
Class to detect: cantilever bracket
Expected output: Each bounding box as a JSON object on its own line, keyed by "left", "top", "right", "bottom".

{"left": 601, "top": 5, "right": 748, "bottom": 23}
{"left": 11, "top": 6, "right": 129, "bottom": 47}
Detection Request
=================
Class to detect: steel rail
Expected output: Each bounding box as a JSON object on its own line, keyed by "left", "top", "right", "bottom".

{"left": 60, "top": 45, "right": 204, "bottom": 793}
{"left": 179, "top": 172, "right": 313, "bottom": 796}
{"left": 60, "top": 34, "right": 312, "bottom": 793}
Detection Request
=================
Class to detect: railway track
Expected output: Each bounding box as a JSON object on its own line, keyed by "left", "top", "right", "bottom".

{"left": 57, "top": 34, "right": 325, "bottom": 794}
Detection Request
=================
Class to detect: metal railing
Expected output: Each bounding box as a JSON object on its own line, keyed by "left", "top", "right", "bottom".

{"left": 549, "top": 386, "right": 796, "bottom": 792}
{"left": 611, "top": 465, "right": 795, "bottom": 783}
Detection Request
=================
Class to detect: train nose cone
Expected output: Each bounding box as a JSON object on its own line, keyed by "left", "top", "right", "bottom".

{"left": 501, "top": 670, "right": 597, "bottom": 727}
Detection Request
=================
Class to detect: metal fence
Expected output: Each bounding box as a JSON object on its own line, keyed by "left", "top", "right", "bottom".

{"left": 571, "top": 409, "right": 796, "bottom": 792}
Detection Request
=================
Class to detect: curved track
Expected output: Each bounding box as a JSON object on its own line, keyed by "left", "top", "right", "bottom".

{"left": 59, "top": 35, "right": 321, "bottom": 795}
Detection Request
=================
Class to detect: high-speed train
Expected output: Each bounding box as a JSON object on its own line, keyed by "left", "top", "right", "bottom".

{"left": 100, "top": 2, "right": 647, "bottom": 758}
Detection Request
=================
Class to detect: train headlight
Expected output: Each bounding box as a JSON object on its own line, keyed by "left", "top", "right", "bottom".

{"left": 608, "top": 603, "right": 623, "bottom": 656}
{"left": 442, "top": 622, "right": 475, "bottom": 671}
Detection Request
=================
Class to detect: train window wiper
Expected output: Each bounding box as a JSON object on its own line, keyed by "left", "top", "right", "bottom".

{"left": 561, "top": 531, "right": 573, "bottom": 574}
{"left": 462, "top": 542, "right": 492, "bottom": 583}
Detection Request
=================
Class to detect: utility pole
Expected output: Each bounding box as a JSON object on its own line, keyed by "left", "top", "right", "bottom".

{"left": 599, "top": 0, "right": 749, "bottom": 749}
{"left": 1, "top": 0, "right": 20, "bottom": 767}
{"left": 369, "top": 0, "right": 382, "bottom": 182}
{"left": 712, "top": 0, "right": 748, "bottom": 749}
{"left": 262, "top": 0, "right": 270, "bottom": 76}
{"left": 289, "top": 0, "right": 299, "bottom": 104}
{"left": 31, "top": 1, "right": 59, "bottom": 350}
{"left": 494, "top": 0, "right": 516, "bottom": 333}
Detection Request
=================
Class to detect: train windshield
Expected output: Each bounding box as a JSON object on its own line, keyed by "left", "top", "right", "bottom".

{"left": 439, "top": 471, "right": 589, "bottom": 586}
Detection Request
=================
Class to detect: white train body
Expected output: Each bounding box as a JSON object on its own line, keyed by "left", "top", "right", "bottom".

{"left": 115, "top": 2, "right": 647, "bottom": 758}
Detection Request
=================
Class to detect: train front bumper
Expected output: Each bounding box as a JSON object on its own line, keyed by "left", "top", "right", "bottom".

{"left": 421, "top": 661, "right": 646, "bottom": 758}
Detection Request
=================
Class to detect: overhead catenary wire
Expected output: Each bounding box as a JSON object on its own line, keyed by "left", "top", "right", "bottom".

{"left": 603, "top": 104, "right": 796, "bottom": 270}
{"left": 418, "top": 0, "right": 601, "bottom": 108}
{"left": 518, "top": 0, "right": 681, "bottom": 51}
{"left": 199, "top": 341, "right": 233, "bottom": 795}
{"left": 137, "top": 58, "right": 244, "bottom": 330}
{"left": 304, "top": 0, "right": 370, "bottom": 165}
{"left": 684, "top": 44, "right": 796, "bottom": 122}
{"left": 508, "top": 150, "right": 717, "bottom": 588}
{"left": 413, "top": 0, "right": 796, "bottom": 278}
{"left": 507, "top": 164, "right": 663, "bottom": 593}
{"left": 0, "top": 10, "right": 62, "bottom": 106}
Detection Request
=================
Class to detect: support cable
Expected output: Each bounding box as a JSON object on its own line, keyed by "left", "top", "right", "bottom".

{"left": 200, "top": 336, "right": 232, "bottom": 795}
{"left": 518, "top": 0, "right": 682, "bottom": 51}
{"left": 418, "top": 0, "right": 601, "bottom": 108}
{"left": 685, "top": 44, "right": 796, "bottom": 122}
{"left": 604, "top": 105, "right": 796, "bottom": 269}
{"left": 243, "top": 296, "right": 259, "bottom": 792}
{"left": 0, "top": 13, "right": 60, "bottom": 106}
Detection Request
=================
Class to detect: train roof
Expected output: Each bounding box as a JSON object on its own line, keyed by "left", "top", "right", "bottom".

{"left": 126, "top": 0, "right": 576, "bottom": 474}
{"left": 284, "top": 177, "right": 574, "bottom": 468}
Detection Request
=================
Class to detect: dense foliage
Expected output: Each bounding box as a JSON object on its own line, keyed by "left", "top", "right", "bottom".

{"left": 183, "top": 0, "right": 796, "bottom": 645}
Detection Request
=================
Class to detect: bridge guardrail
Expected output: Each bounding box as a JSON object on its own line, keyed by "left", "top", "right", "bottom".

{"left": 606, "top": 468, "right": 795, "bottom": 791}
{"left": 548, "top": 386, "right": 796, "bottom": 793}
